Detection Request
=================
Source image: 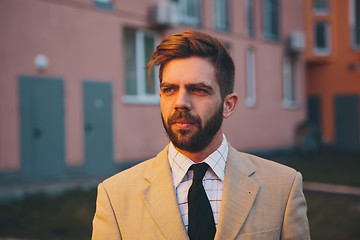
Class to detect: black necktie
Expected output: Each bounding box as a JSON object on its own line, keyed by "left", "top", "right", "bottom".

{"left": 188, "top": 163, "right": 216, "bottom": 240}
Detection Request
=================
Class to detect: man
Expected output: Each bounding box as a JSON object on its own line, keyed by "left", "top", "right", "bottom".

{"left": 92, "top": 30, "right": 310, "bottom": 239}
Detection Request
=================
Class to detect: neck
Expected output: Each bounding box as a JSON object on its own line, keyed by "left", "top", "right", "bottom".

{"left": 174, "top": 130, "right": 224, "bottom": 163}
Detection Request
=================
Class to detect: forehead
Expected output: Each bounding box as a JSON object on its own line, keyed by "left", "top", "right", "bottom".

{"left": 162, "top": 57, "right": 218, "bottom": 88}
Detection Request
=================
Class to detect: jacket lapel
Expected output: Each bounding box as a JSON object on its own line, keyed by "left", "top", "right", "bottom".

{"left": 140, "top": 146, "right": 189, "bottom": 239}
{"left": 215, "top": 146, "right": 260, "bottom": 240}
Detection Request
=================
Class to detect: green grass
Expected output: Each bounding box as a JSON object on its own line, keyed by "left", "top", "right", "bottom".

{"left": 269, "top": 150, "right": 360, "bottom": 187}
{"left": 306, "top": 193, "right": 360, "bottom": 240}
{"left": 0, "top": 188, "right": 96, "bottom": 240}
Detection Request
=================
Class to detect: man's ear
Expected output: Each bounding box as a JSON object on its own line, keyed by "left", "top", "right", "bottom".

{"left": 223, "top": 93, "right": 238, "bottom": 119}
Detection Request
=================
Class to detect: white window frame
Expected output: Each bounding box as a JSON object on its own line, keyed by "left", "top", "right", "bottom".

{"left": 282, "top": 57, "right": 299, "bottom": 109}
{"left": 350, "top": 0, "right": 360, "bottom": 50}
{"left": 123, "top": 29, "right": 160, "bottom": 105}
{"left": 245, "top": 48, "right": 256, "bottom": 108}
{"left": 313, "top": 0, "right": 329, "bottom": 15}
{"left": 245, "top": 0, "right": 255, "bottom": 38}
{"left": 313, "top": 21, "right": 331, "bottom": 55}
{"left": 213, "top": 0, "right": 229, "bottom": 32}
{"left": 176, "top": 0, "right": 201, "bottom": 26}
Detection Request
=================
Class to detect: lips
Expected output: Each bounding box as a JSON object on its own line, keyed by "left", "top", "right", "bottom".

{"left": 171, "top": 118, "right": 195, "bottom": 124}
{"left": 167, "top": 110, "right": 201, "bottom": 131}
{"left": 171, "top": 119, "right": 196, "bottom": 130}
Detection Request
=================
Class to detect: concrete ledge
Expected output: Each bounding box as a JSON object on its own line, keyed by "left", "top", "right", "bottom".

{"left": 303, "top": 182, "right": 360, "bottom": 197}
{"left": 0, "top": 178, "right": 102, "bottom": 202}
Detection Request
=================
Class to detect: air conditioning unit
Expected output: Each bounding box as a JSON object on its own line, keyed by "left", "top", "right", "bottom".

{"left": 150, "top": 1, "right": 179, "bottom": 27}
{"left": 287, "top": 31, "right": 305, "bottom": 54}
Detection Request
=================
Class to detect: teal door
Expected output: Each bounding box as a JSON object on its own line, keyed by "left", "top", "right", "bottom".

{"left": 307, "top": 96, "right": 322, "bottom": 128}
{"left": 19, "top": 76, "right": 65, "bottom": 181}
{"left": 335, "top": 95, "right": 360, "bottom": 150}
{"left": 83, "top": 81, "right": 114, "bottom": 176}
{"left": 307, "top": 96, "right": 322, "bottom": 146}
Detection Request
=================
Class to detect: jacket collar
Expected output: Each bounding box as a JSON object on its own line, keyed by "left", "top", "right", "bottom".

{"left": 141, "top": 145, "right": 189, "bottom": 239}
{"left": 140, "top": 144, "right": 260, "bottom": 240}
{"left": 215, "top": 146, "right": 260, "bottom": 239}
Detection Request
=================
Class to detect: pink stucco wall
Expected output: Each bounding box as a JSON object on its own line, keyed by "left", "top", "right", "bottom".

{"left": 0, "top": 0, "right": 306, "bottom": 172}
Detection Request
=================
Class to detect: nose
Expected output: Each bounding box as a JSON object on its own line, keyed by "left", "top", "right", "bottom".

{"left": 174, "top": 88, "right": 191, "bottom": 111}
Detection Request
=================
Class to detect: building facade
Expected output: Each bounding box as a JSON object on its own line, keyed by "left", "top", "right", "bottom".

{"left": 305, "top": 0, "right": 360, "bottom": 150}
{"left": 0, "top": 0, "right": 306, "bottom": 184}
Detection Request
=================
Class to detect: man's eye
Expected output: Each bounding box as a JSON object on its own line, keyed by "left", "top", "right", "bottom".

{"left": 162, "top": 88, "right": 174, "bottom": 93}
{"left": 193, "top": 88, "right": 207, "bottom": 94}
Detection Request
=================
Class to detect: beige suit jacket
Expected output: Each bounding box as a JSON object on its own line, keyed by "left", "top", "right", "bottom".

{"left": 92, "top": 145, "right": 310, "bottom": 240}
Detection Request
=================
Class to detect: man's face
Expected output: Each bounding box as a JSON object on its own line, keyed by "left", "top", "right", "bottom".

{"left": 159, "top": 57, "right": 224, "bottom": 152}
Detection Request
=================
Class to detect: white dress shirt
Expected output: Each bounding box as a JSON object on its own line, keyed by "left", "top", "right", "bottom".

{"left": 168, "top": 135, "right": 229, "bottom": 231}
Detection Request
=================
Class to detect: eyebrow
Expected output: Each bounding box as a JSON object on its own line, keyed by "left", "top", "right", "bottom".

{"left": 160, "top": 82, "right": 215, "bottom": 93}
{"left": 188, "top": 83, "right": 215, "bottom": 93}
{"left": 160, "top": 82, "right": 177, "bottom": 89}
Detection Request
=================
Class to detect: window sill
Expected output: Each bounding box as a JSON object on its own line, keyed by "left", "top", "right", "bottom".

{"left": 282, "top": 100, "right": 299, "bottom": 110}
{"left": 351, "top": 45, "right": 360, "bottom": 51}
{"left": 313, "top": 10, "right": 330, "bottom": 15}
{"left": 313, "top": 49, "right": 331, "bottom": 56}
{"left": 245, "top": 98, "right": 256, "bottom": 108}
{"left": 263, "top": 33, "right": 279, "bottom": 43}
{"left": 122, "top": 95, "right": 160, "bottom": 105}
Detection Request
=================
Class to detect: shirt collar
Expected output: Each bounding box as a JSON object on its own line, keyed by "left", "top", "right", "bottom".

{"left": 168, "top": 135, "right": 229, "bottom": 187}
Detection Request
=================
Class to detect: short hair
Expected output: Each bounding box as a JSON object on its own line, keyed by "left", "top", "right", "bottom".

{"left": 145, "top": 30, "right": 235, "bottom": 99}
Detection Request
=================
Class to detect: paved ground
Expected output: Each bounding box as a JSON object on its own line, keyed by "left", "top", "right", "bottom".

{"left": 1, "top": 178, "right": 360, "bottom": 202}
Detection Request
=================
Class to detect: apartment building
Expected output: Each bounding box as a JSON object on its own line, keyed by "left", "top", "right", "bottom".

{"left": 0, "top": 0, "right": 306, "bottom": 184}
{"left": 305, "top": 0, "right": 360, "bottom": 150}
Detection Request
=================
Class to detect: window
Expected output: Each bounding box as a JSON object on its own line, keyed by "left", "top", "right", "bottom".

{"left": 263, "top": 0, "right": 279, "bottom": 41}
{"left": 313, "top": 0, "right": 329, "bottom": 14}
{"left": 283, "top": 57, "right": 298, "bottom": 109}
{"left": 123, "top": 27, "right": 159, "bottom": 104}
{"left": 314, "top": 21, "right": 331, "bottom": 55}
{"left": 245, "top": 49, "right": 256, "bottom": 108}
{"left": 245, "top": 0, "right": 255, "bottom": 38}
{"left": 173, "top": 0, "right": 201, "bottom": 26}
{"left": 94, "top": 0, "right": 113, "bottom": 10}
{"left": 214, "top": 0, "right": 229, "bottom": 32}
{"left": 350, "top": 0, "right": 360, "bottom": 49}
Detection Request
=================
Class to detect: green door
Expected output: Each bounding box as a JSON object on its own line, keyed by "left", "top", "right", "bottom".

{"left": 335, "top": 95, "right": 360, "bottom": 150}
{"left": 83, "top": 81, "right": 114, "bottom": 176}
{"left": 19, "top": 76, "right": 65, "bottom": 181}
{"left": 307, "top": 96, "right": 322, "bottom": 146}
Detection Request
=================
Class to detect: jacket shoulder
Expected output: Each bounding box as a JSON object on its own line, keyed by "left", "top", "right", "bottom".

{"left": 100, "top": 145, "right": 169, "bottom": 193}
{"left": 103, "top": 157, "right": 154, "bottom": 186}
{"left": 229, "top": 146, "right": 298, "bottom": 182}
{"left": 246, "top": 152, "right": 296, "bottom": 175}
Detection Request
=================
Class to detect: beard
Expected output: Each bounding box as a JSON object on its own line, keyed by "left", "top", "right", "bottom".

{"left": 161, "top": 104, "right": 223, "bottom": 152}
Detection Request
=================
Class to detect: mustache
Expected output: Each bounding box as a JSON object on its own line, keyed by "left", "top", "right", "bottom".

{"left": 168, "top": 110, "right": 201, "bottom": 125}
